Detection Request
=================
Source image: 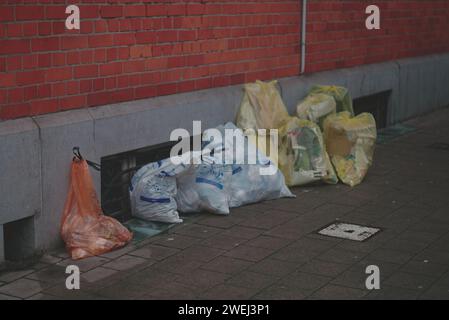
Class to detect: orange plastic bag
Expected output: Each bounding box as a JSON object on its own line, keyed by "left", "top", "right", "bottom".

{"left": 61, "top": 159, "right": 132, "bottom": 260}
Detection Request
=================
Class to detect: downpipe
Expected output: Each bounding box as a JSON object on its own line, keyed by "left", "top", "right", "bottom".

{"left": 300, "top": 0, "right": 307, "bottom": 74}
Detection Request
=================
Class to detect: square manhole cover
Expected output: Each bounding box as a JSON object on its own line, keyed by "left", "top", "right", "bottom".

{"left": 318, "top": 222, "right": 381, "bottom": 242}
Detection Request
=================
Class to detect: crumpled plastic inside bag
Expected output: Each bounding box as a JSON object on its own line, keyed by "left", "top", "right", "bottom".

{"left": 278, "top": 117, "right": 338, "bottom": 186}
{"left": 309, "top": 85, "right": 354, "bottom": 116}
{"left": 323, "top": 112, "right": 377, "bottom": 187}
{"left": 296, "top": 93, "right": 337, "bottom": 130}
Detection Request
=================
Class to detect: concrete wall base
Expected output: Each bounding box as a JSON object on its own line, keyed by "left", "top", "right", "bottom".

{"left": 1, "top": 53, "right": 448, "bottom": 259}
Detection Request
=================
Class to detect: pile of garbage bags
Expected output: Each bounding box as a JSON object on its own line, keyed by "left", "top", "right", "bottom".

{"left": 61, "top": 80, "right": 377, "bottom": 259}
{"left": 128, "top": 81, "right": 377, "bottom": 225}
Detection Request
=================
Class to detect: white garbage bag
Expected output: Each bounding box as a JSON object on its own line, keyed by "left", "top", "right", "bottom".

{"left": 203, "top": 122, "right": 295, "bottom": 208}
{"left": 129, "top": 157, "right": 189, "bottom": 223}
{"left": 176, "top": 163, "right": 230, "bottom": 215}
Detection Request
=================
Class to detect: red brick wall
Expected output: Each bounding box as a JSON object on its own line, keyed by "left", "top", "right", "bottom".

{"left": 0, "top": 1, "right": 448, "bottom": 120}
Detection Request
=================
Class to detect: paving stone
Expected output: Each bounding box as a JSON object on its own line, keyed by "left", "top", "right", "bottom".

{"left": 310, "top": 284, "right": 368, "bottom": 300}
{"left": 200, "top": 284, "right": 259, "bottom": 300}
{"left": 128, "top": 245, "right": 179, "bottom": 261}
{"left": 98, "top": 244, "right": 137, "bottom": 259}
{"left": 226, "top": 271, "right": 277, "bottom": 290}
{"left": 81, "top": 267, "right": 118, "bottom": 283}
{"left": 175, "top": 269, "right": 230, "bottom": 290}
{"left": 413, "top": 249, "right": 449, "bottom": 265}
{"left": 400, "top": 260, "right": 449, "bottom": 277}
{"left": 253, "top": 283, "right": 308, "bottom": 300}
{"left": 0, "top": 269, "right": 35, "bottom": 283}
{"left": 331, "top": 269, "right": 370, "bottom": 290}
{"left": 26, "top": 265, "right": 68, "bottom": 284}
{"left": 220, "top": 225, "right": 264, "bottom": 240}
{"left": 200, "top": 234, "right": 247, "bottom": 250}
{"left": 152, "top": 234, "right": 201, "bottom": 249}
{"left": 196, "top": 215, "right": 243, "bottom": 229}
{"left": 384, "top": 272, "right": 437, "bottom": 291}
{"left": 173, "top": 223, "right": 222, "bottom": 239}
{"left": 318, "top": 248, "right": 367, "bottom": 265}
{"left": 420, "top": 285, "right": 449, "bottom": 300}
{"left": 95, "top": 281, "right": 149, "bottom": 300}
{"left": 380, "top": 238, "right": 429, "bottom": 254}
{"left": 248, "top": 259, "right": 299, "bottom": 277}
{"left": 57, "top": 256, "right": 109, "bottom": 272}
{"left": 365, "top": 286, "right": 421, "bottom": 300}
{"left": 176, "top": 245, "right": 225, "bottom": 262}
{"left": 224, "top": 245, "right": 274, "bottom": 262}
{"left": 280, "top": 271, "right": 331, "bottom": 291}
{"left": 102, "top": 255, "right": 149, "bottom": 271}
{"left": 238, "top": 211, "right": 298, "bottom": 230}
{"left": 141, "top": 281, "right": 199, "bottom": 300}
{"left": 245, "top": 235, "right": 292, "bottom": 250}
{"left": 126, "top": 268, "right": 179, "bottom": 288}
{"left": 26, "top": 293, "right": 60, "bottom": 300}
{"left": 0, "top": 278, "right": 47, "bottom": 299}
{"left": 152, "top": 254, "right": 203, "bottom": 275}
{"left": 39, "top": 254, "right": 63, "bottom": 265}
{"left": 0, "top": 293, "right": 21, "bottom": 300}
{"left": 367, "top": 248, "right": 414, "bottom": 264}
{"left": 298, "top": 259, "right": 350, "bottom": 277}
{"left": 202, "top": 256, "right": 253, "bottom": 275}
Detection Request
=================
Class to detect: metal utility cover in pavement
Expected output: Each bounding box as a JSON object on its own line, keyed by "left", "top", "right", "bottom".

{"left": 318, "top": 222, "right": 381, "bottom": 242}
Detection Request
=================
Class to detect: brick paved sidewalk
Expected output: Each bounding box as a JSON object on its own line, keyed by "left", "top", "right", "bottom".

{"left": 1, "top": 107, "right": 449, "bottom": 300}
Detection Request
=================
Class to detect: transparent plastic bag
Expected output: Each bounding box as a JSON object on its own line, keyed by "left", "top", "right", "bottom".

{"left": 61, "top": 159, "right": 132, "bottom": 260}
{"left": 278, "top": 117, "right": 338, "bottom": 186}
{"left": 236, "top": 80, "right": 290, "bottom": 131}
{"left": 296, "top": 93, "right": 337, "bottom": 130}
{"left": 323, "top": 112, "right": 377, "bottom": 187}
{"left": 309, "top": 85, "right": 354, "bottom": 116}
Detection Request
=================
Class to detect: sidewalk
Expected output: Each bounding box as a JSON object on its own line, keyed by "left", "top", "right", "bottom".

{"left": 1, "top": 106, "right": 449, "bottom": 300}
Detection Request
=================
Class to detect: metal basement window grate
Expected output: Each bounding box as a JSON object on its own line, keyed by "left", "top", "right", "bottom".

{"left": 100, "top": 141, "right": 177, "bottom": 222}
{"left": 353, "top": 90, "right": 391, "bottom": 129}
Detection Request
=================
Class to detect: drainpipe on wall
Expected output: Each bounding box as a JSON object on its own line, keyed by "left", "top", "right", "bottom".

{"left": 300, "top": 0, "right": 308, "bottom": 74}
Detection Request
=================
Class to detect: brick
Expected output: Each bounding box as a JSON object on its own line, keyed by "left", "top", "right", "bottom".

{"left": 74, "top": 65, "right": 98, "bottom": 79}
{"left": 45, "top": 6, "right": 66, "bottom": 19}
{"left": 0, "top": 40, "right": 30, "bottom": 55}
{"left": 0, "top": 6, "right": 14, "bottom": 22}
{"left": 88, "top": 34, "right": 114, "bottom": 48}
{"left": 16, "top": 71, "right": 45, "bottom": 86}
{"left": 100, "top": 5, "right": 123, "bottom": 18}
{"left": 113, "top": 33, "right": 136, "bottom": 46}
{"left": 146, "top": 4, "right": 167, "bottom": 17}
{"left": 61, "top": 36, "right": 88, "bottom": 50}
{"left": 30, "top": 99, "right": 58, "bottom": 115}
{"left": 99, "top": 62, "right": 122, "bottom": 76}
{"left": 31, "top": 37, "right": 60, "bottom": 52}
{"left": 130, "top": 45, "right": 152, "bottom": 59}
{"left": 124, "top": 5, "right": 146, "bottom": 17}
{"left": 59, "top": 95, "right": 86, "bottom": 111}
{"left": 16, "top": 6, "right": 45, "bottom": 20}
{"left": 0, "top": 74, "right": 16, "bottom": 87}
{"left": 46, "top": 67, "right": 72, "bottom": 82}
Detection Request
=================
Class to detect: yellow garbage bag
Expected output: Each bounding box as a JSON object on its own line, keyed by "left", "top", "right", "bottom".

{"left": 309, "top": 85, "right": 354, "bottom": 116}
{"left": 278, "top": 117, "right": 338, "bottom": 187}
{"left": 296, "top": 93, "right": 337, "bottom": 130}
{"left": 323, "top": 112, "right": 377, "bottom": 187}
{"left": 236, "top": 80, "right": 290, "bottom": 131}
